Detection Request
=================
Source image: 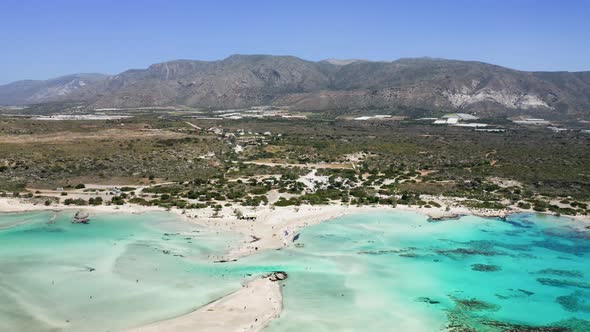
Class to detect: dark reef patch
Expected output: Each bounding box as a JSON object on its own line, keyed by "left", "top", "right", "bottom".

{"left": 495, "top": 288, "right": 535, "bottom": 300}
{"left": 437, "top": 239, "right": 531, "bottom": 259}
{"left": 436, "top": 247, "right": 506, "bottom": 257}
{"left": 532, "top": 239, "right": 589, "bottom": 256}
{"left": 451, "top": 297, "right": 500, "bottom": 312}
{"left": 494, "top": 288, "right": 535, "bottom": 300}
{"left": 504, "top": 229, "right": 529, "bottom": 237}
{"left": 427, "top": 214, "right": 461, "bottom": 223}
{"left": 501, "top": 218, "right": 534, "bottom": 228}
{"left": 471, "top": 264, "right": 502, "bottom": 272}
{"left": 447, "top": 313, "right": 590, "bottom": 332}
{"left": 416, "top": 296, "right": 440, "bottom": 304}
{"left": 537, "top": 278, "right": 590, "bottom": 289}
{"left": 536, "top": 269, "right": 584, "bottom": 278}
{"left": 398, "top": 253, "right": 422, "bottom": 258}
{"left": 556, "top": 291, "right": 590, "bottom": 313}
{"left": 518, "top": 289, "right": 535, "bottom": 296}
{"left": 542, "top": 227, "right": 590, "bottom": 241}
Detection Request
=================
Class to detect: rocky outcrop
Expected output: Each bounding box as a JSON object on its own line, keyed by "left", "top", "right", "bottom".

{"left": 268, "top": 271, "right": 288, "bottom": 282}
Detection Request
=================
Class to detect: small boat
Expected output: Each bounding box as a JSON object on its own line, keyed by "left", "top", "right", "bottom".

{"left": 72, "top": 211, "right": 90, "bottom": 224}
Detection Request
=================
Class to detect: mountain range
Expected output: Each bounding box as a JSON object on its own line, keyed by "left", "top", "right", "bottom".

{"left": 2, "top": 55, "right": 590, "bottom": 118}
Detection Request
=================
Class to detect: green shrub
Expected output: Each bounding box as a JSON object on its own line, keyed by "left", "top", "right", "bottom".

{"left": 517, "top": 202, "right": 531, "bottom": 209}
{"left": 111, "top": 196, "right": 125, "bottom": 205}
{"left": 128, "top": 197, "right": 151, "bottom": 206}
{"left": 64, "top": 198, "right": 87, "bottom": 205}
{"left": 88, "top": 197, "right": 103, "bottom": 206}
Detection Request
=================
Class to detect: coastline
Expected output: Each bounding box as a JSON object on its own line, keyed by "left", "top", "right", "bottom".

{"left": 0, "top": 196, "right": 510, "bottom": 257}
{"left": 1, "top": 196, "right": 588, "bottom": 260}
{"left": 1, "top": 196, "right": 588, "bottom": 332}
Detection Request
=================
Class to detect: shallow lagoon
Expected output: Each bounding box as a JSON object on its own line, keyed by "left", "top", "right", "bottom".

{"left": 0, "top": 211, "right": 246, "bottom": 331}
{"left": 1, "top": 210, "right": 589, "bottom": 331}
{"left": 257, "top": 212, "right": 590, "bottom": 331}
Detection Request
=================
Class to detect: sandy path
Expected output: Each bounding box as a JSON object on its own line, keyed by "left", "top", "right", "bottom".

{"left": 242, "top": 160, "right": 353, "bottom": 169}
{"left": 127, "top": 277, "right": 282, "bottom": 332}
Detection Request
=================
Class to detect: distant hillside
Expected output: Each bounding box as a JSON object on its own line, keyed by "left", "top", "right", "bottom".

{"left": 1, "top": 55, "right": 589, "bottom": 118}
{"left": 0, "top": 74, "right": 107, "bottom": 105}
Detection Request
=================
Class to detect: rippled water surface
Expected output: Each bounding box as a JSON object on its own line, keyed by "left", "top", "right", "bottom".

{"left": 257, "top": 212, "right": 590, "bottom": 332}
{"left": 0, "top": 211, "right": 245, "bottom": 331}
{"left": 1, "top": 210, "right": 589, "bottom": 331}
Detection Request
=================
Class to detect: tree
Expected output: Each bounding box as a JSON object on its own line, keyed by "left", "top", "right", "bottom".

{"left": 89, "top": 197, "right": 103, "bottom": 206}
{"left": 111, "top": 196, "right": 125, "bottom": 205}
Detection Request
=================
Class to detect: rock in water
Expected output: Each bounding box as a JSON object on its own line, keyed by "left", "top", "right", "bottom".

{"left": 268, "top": 271, "right": 288, "bottom": 282}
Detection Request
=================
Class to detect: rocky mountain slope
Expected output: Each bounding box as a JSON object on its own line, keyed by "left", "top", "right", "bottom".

{"left": 0, "top": 74, "right": 107, "bottom": 106}
{"left": 1, "top": 55, "right": 589, "bottom": 117}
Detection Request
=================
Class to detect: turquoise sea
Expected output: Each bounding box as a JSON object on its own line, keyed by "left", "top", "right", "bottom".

{"left": 1, "top": 210, "right": 589, "bottom": 331}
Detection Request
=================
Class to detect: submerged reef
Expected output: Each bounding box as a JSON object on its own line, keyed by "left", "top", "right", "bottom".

{"left": 501, "top": 218, "right": 534, "bottom": 228}
{"left": 450, "top": 297, "right": 500, "bottom": 312}
{"left": 542, "top": 227, "right": 590, "bottom": 241}
{"left": 444, "top": 239, "right": 532, "bottom": 252}
{"left": 471, "top": 264, "right": 502, "bottom": 272}
{"left": 495, "top": 288, "right": 535, "bottom": 300}
{"left": 556, "top": 291, "right": 590, "bottom": 313}
{"left": 416, "top": 296, "right": 441, "bottom": 304}
{"left": 436, "top": 239, "right": 533, "bottom": 259}
{"left": 436, "top": 247, "right": 506, "bottom": 257}
{"left": 532, "top": 239, "right": 590, "bottom": 256}
{"left": 447, "top": 304, "right": 589, "bottom": 332}
{"left": 537, "top": 278, "right": 590, "bottom": 289}
{"left": 536, "top": 269, "right": 585, "bottom": 278}
{"left": 446, "top": 296, "right": 590, "bottom": 332}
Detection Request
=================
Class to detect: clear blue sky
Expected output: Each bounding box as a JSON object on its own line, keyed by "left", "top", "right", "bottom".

{"left": 0, "top": 0, "right": 588, "bottom": 84}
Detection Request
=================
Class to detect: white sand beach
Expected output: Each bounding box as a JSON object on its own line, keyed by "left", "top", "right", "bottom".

{"left": 127, "top": 276, "right": 282, "bottom": 332}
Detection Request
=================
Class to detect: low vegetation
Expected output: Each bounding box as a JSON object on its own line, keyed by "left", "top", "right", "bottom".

{"left": 0, "top": 113, "right": 588, "bottom": 215}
